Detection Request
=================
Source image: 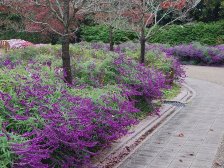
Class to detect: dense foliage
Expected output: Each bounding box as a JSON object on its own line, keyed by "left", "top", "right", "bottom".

{"left": 80, "top": 25, "right": 137, "bottom": 44}
{"left": 150, "top": 20, "right": 224, "bottom": 45}
{"left": 1, "top": 20, "right": 224, "bottom": 46}
{"left": 167, "top": 43, "right": 224, "bottom": 65}
{"left": 189, "top": 0, "right": 224, "bottom": 22}
{"left": 79, "top": 20, "right": 224, "bottom": 46}
{"left": 0, "top": 7, "right": 23, "bottom": 33}
{"left": 0, "top": 43, "right": 184, "bottom": 167}
{"left": 0, "top": 31, "right": 50, "bottom": 44}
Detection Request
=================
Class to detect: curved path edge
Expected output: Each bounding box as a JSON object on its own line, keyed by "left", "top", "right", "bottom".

{"left": 93, "top": 83, "right": 195, "bottom": 168}
{"left": 116, "top": 78, "right": 224, "bottom": 168}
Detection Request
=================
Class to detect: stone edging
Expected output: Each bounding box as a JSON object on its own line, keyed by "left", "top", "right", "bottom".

{"left": 93, "top": 83, "right": 196, "bottom": 168}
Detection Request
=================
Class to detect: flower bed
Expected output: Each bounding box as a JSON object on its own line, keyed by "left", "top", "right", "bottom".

{"left": 110, "top": 42, "right": 224, "bottom": 65}
{"left": 166, "top": 43, "right": 224, "bottom": 65}
{"left": 0, "top": 43, "right": 184, "bottom": 167}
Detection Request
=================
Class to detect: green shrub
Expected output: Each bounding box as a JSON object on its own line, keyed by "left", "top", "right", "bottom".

{"left": 162, "top": 84, "right": 181, "bottom": 100}
{"left": 80, "top": 25, "right": 137, "bottom": 44}
{"left": 124, "top": 47, "right": 173, "bottom": 74}
{"left": 0, "top": 31, "right": 50, "bottom": 44}
{"left": 0, "top": 131, "right": 23, "bottom": 168}
{"left": 149, "top": 20, "right": 224, "bottom": 45}
{"left": 80, "top": 20, "right": 224, "bottom": 46}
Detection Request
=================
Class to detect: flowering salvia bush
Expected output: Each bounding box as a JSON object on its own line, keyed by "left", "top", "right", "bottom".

{"left": 216, "top": 45, "right": 224, "bottom": 52}
{"left": 0, "top": 42, "right": 178, "bottom": 168}
{"left": 90, "top": 42, "right": 185, "bottom": 83}
{"left": 113, "top": 54, "right": 167, "bottom": 99}
{"left": 167, "top": 43, "right": 224, "bottom": 65}
{"left": 0, "top": 60, "right": 140, "bottom": 167}
{"left": 7, "top": 39, "right": 34, "bottom": 49}
{"left": 0, "top": 42, "right": 183, "bottom": 167}
{"left": 90, "top": 42, "right": 224, "bottom": 65}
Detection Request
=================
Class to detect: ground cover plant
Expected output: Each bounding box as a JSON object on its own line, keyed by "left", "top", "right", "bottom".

{"left": 0, "top": 42, "right": 184, "bottom": 167}
{"left": 96, "top": 41, "right": 224, "bottom": 66}
{"left": 167, "top": 43, "right": 224, "bottom": 65}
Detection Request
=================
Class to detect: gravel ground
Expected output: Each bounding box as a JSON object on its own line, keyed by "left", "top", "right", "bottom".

{"left": 185, "top": 65, "right": 224, "bottom": 168}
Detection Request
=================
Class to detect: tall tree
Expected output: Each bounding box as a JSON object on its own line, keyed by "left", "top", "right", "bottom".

{"left": 1, "top": 0, "right": 100, "bottom": 84}
{"left": 123, "top": 0, "right": 200, "bottom": 63}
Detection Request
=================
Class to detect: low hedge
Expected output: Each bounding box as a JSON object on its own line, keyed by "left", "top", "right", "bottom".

{"left": 0, "top": 31, "right": 50, "bottom": 44}
{"left": 150, "top": 20, "right": 224, "bottom": 45}
{"left": 80, "top": 25, "right": 137, "bottom": 44}
{"left": 1, "top": 20, "right": 223, "bottom": 46}
{"left": 80, "top": 20, "right": 224, "bottom": 46}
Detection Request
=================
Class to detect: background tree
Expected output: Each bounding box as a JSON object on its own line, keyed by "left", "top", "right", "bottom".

{"left": 123, "top": 0, "right": 201, "bottom": 63}
{"left": 94, "top": 0, "right": 128, "bottom": 51}
{"left": 189, "top": 0, "right": 224, "bottom": 22}
{"left": 0, "top": 5, "right": 23, "bottom": 33}
{"left": 1, "top": 0, "right": 100, "bottom": 84}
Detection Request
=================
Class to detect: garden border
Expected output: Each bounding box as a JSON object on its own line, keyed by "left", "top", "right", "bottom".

{"left": 93, "top": 82, "right": 196, "bottom": 168}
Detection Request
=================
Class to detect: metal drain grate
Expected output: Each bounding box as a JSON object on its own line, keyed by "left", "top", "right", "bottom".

{"left": 163, "top": 101, "right": 185, "bottom": 107}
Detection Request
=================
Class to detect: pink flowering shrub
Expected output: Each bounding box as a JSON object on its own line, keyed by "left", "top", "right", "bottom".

{"left": 7, "top": 39, "right": 34, "bottom": 49}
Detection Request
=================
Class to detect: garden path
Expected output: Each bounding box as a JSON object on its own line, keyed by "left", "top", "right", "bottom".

{"left": 118, "top": 65, "right": 224, "bottom": 168}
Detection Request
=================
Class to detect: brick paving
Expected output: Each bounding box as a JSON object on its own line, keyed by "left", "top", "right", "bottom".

{"left": 118, "top": 75, "right": 224, "bottom": 168}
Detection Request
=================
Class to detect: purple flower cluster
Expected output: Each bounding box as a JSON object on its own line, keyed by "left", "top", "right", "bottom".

{"left": 0, "top": 42, "right": 185, "bottom": 167}
{"left": 167, "top": 43, "right": 224, "bottom": 65}
{"left": 114, "top": 54, "right": 167, "bottom": 100}
{"left": 89, "top": 42, "right": 184, "bottom": 83}
{"left": 0, "top": 63, "right": 139, "bottom": 167}
{"left": 216, "top": 45, "right": 224, "bottom": 52}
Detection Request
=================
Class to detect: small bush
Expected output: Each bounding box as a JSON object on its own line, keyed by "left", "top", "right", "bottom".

{"left": 167, "top": 42, "right": 224, "bottom": 65}
{"left": 80, "top": 25, "right": 137, "bottom": 44}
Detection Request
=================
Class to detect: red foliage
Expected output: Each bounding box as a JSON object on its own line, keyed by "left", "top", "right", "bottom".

{"left": 161, "top": 0, "right": 187, "bottom": 10}
{"left": 121, "top": 0, "right": 187, "bottom": 27}
{"left": 6, "top": 0, "right": 84, "bottom": 35}
{"left": 0, "top": 5, "right": 9, "bottom": 12}
{"left": 122, "top": 9, "right": 154, "bottom": 25}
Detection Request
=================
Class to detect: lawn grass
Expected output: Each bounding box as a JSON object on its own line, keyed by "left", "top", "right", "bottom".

{"left": 163, "top": 83, "right": 181, "bottom": 100}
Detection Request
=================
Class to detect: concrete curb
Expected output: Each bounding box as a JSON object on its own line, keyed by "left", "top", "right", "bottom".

{"left": 181, "top": 82, "right": 197, "bottom": 104}
{"left": 93, "top": 83, "right": 196, "bottom": 168}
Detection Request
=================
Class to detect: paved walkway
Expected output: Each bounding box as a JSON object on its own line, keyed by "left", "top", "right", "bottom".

{"left": 118, "top": 66, "right": 224, "bottom": 168}
{"left": 185, "top": 65, "right": 224, "bottom": 87}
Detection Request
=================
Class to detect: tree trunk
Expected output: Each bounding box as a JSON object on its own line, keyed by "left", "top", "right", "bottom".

{"left": 109, "top": 26, "right": 114, "bottom": 51}
{"left": 213, "top": 1, "right": 221, "bottom": 20}
{"left": 140, "top": 27, "right": 146, "bottom": 64}
{"left": 62, "top": 35, "right": 72, "bottom": 84}
{"left": 62, "top": 0, "right": 72, "bottom": 84}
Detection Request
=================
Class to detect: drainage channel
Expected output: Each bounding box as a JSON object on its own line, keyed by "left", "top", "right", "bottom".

{"left": 97, "top": 100, "right": 187, "bottom": 168}
{"left": 163, "top": 100, "right": 186, "bottom": 107}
